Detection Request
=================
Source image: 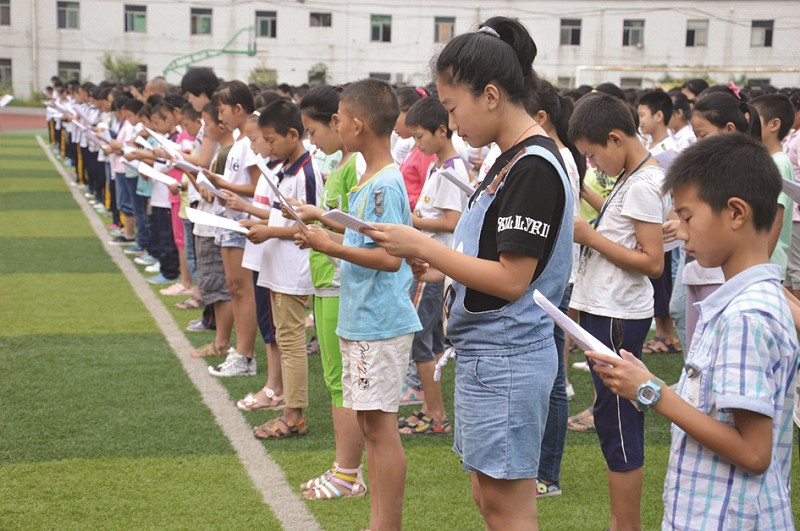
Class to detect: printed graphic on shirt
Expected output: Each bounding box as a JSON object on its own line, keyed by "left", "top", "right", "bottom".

{"left": 497, "top": 215, "right": 551, "bottom": 238}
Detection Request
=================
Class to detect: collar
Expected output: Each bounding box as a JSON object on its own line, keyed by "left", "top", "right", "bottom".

{"left": 276, "top": 151, "right": 311, "bottom": 182}
{"left": 695, "top": 263, "right": 782, "bottom": 326}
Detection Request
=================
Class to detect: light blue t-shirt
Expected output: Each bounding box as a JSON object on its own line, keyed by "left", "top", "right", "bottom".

{"left": 337, "top": 164, "right": 422, "bottom": 341}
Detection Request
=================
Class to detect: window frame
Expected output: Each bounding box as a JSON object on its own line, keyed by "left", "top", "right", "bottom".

{"left": 622, "top": 19, "right": 644, "bottom": 47}
{"left": 255, "top": 10, "right": 277, "bottom": 38}
{"left": 0, "top": 0, "right": 10, "bottom": 26}
{"left": 190, "top": 7, "right": 212, "bottom": 36}
{"left": 124, "top": 4, "right": 146, "bottom": 33}
{"left": 434, "top": 16, "right": 455, "bottom": 44}
{"left": 685, "top": 19, "right": 709, "bottom": 47}
{"left": 370, "top": 14, "right": 391, "bottom": 43}
{"left": 57, "top": 1, "right": 80, "bottom": 30}
{"left": 57, "top": 60, "right": 81, "bottom": 82}
{"left": 309, "top": 12, "right": 331, "bottom": 28}
{"left": 750, "top": 20, "right": 774, "bottom": 47}
{"left": 559, "top": 18, "right": 582, "bottom": 46}
{"left": 0, "top": 58, "right": 12, "bottom": 89}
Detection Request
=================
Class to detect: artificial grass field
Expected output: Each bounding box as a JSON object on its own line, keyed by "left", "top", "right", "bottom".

{"left": 2, "top": 130, "right": 799, "bottom": 530}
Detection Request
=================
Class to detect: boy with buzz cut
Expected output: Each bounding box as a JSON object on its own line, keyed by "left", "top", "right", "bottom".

{"left": 568, "top": 92, "right": 667, "bottom": 531}
{"left": 247, "top": 98, "right": 323, "bottom": 440}
{"left": 299, "top": 79, "right": 422, "bottom": 531}
{"left": 752, "top": 93, "right": 796, "bottom": 282}
{"left": 587, "top": 133, "right": 797, "bottom": 530}
{"left": 638, "top": 89, "right": 679, "bottom": 170}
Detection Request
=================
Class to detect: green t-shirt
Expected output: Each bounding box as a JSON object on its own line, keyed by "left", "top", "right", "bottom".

{"left": 770, "top": 151, "right": 795, "bottom": 279}
{"left": 579, "top": 167, "right": 619, "bottom": 221}
{"left": 309, "top": 154, "right": 360, "bottom": 294}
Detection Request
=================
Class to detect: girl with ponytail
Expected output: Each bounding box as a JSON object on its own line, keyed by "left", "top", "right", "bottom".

{"left": 366, "top": 17, "right": 574, "bottom": 529}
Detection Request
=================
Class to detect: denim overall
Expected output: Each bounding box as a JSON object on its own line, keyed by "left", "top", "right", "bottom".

{"left": 447, "top": 144, "right": 573, "bottom": 479}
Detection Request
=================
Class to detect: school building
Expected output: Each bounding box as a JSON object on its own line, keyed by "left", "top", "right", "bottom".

{"left": 1, "top": 0, "right": 799, "bottom": 97}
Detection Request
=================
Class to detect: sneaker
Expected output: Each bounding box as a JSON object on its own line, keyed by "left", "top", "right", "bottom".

{"left": 84, "top": 193, "right": 94, "bottom": 199}
{"left": 187, "top": 317, "right": 212, "bottom": 332}
{"left": 536, "top": 480, "right": 562, "bottom": 499}
{"left": 144, "top": 261, "right": 161, "bottom": 273}
{"left": 566, "top": 383, "right": 575, "bottom": 400}
{"left": 134, "top": 254, "right": 158, "bottom": 266}
{"left": 94, "top": 206, "right": 108, "bottom": 215}
{"left": 108, "top": 235, "right": 136, "bottom": 246}
{"left": 109, "top": 228, "right": 124, "bottom": 238}
{"left": 571, "top": 361, "right": 591, "bottom": 372}
{"left": 209, "top": 350, "right": 257, "bottom": 377}
{"left": 399, "top": 384, "right": 425, "bottom": 405}
{"left": 123, "top": 245, "right": 144, "bottom": 255}
{"left": 146, "top": 273, "right": 175, "bottom": 285}
{"left": 160, "top": 282, "right": 192, "bottom": 296}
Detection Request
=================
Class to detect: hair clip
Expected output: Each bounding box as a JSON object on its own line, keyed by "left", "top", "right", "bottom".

{"left": 477, "top": 26, "right": 501, "bottom": 38}
{"left": 728, "top": 80, "right": 742, "bottom": 101}
{"left": 415, "top": 87, "right": 428, "bottom": 98}
{"left": 251, "top": 110, "right": 261, "bottom": 117}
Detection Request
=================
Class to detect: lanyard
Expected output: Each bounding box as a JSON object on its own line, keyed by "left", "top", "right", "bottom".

{"left": 590, "top": 152, "right": 652, "bottom": 230}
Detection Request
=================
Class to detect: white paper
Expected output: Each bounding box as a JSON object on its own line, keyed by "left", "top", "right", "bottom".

{"left": 174, "top": 159, "right": 201, "bottom": 174}
{"left": 72, "top": 121, "right": 87, "bottom": 130}
{"left": 135, "top": 136, "right": 152, "bottom": 150}
{"left": 321, "top": 209, "right": 376, "bottom": 233}
{"left": 138, "top": 162, "right": 179, "bottom": 186}
{"left": 121, "top": 158, "right": 141, "bottom": 172}
{"left": 144, "top": 126, "right": 182, "bottom": 159}
{"left": 122, "top": 145, "right": 137, "bottom": 155}
{"left": 186, "top": 207, "right": 249, "bottom": 234}
{"left": 782, "top": 179, "right": 800, "bottom": 204}
{"left": 0, "top": 94, "right": 14, "bottom": 107}
{"left": 663, "top": 239, "right": 683, "bottom": 252}
{"left": 533, "top": 289, "right": 618, "bottom": 364}
{"left": 256, "top": 162, "right": 307, "bottom": 228}
{"left": 196, "top": 172, "right": 226, "bottom": 199}
{"left": 440, "top": 168, "right": 475, "bottom": 196}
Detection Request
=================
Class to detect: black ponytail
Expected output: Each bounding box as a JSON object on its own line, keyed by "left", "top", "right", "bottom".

{"left": 436, "top": 16, "right": 538, "bottom": 106}
{"left": 299, "top": 84, "right": 341, "bottom": 124}
{"left": 694, "top": 92, "right": 761, "bottom": 139}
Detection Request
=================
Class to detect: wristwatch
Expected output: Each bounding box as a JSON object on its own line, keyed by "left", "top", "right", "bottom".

{"left": 636, "top": 377, "right": 665, "bottom": 412}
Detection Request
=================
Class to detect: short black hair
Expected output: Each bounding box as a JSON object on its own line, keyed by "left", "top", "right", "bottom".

{"left": 681, "top": 78, "right": 709, "bottom": 98}
{"left": 568, "top": 92, "right": 637, "bottom": 146}
{"left": 180, "top": 102, "right": 201, "bottom": 121}
{"left": 671, "top": 92, "right": 692, "bottom": 120}
{"left": 395, "top": 86, "right": 426, "bottom": 112}
{"left": 212, "top": 80, "right": 255, "bottom": 114}
{"left": 258, "top": 98, "right": 304, "bottom": 137}
{"left": 436, "top": 16, "right": 538, "bottom": 107}
{"left": 752, "top": 93, "right": 796, "bottom": 141}
{"left": 663, "top": 133, "right": 780, "bottom": 232}
{"left": 181, "top": 67, "right": 220, "bottom": 99}
{"left": 340, "top": 79, "right": 400, "bottom": 138}
{"left": 299, "top": 85, "right": 342, "bottom": 124}
{"left": 594, "top": 82, "right": 626, "bottom": 101}
{"left": 637, "top": 90, "right": 673, "bottom": 124}
{"left": 201, "top": 102, "right": 220, "bottom": 125}
{"left": 122, "top": 98, "right": 144, "bottom": 114}
{"left": 254, "top": 89, "right": 282, "bottom": 110}
{"left": 405, "top": 97, "right": 451, "bottom": 138}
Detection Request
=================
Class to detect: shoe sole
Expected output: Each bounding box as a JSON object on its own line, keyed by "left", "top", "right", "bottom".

{"left": 208, "top": 370, "right": 257, "bottom": 377}
{"left": 537, "top": 490, "right": 562, "bottom": 499}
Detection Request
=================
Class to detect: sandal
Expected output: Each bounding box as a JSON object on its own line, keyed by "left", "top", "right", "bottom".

{"left": 397, "top": 410, "right": 427, "bottom": 429}
{"left": 253, "top": 415, "right": 308, "bottom": 440}
{"left": 237, "top": 387, "right": 285, "bottom": 412}
{"left": 567, "top": 409, "right": 595, "bottom": 433}
{"left": 190, "top": 342, "right": 227, "bottom": 358}
{"left": 400, "top": 417, "right": 452, "bottom": 436}
{"left": 642, "top": 337, "right": 682, "bottom": 354}
{"left": 301, "top": 463, "right": 338, "bottom": 490}
{"left": 175, "top": 297, "right": 202, "bottom": 310}
{"left": 303, "top": 465, "right": 367, "bottom": 500}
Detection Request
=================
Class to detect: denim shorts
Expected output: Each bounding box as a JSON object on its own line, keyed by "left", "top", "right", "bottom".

{"left": 453, "top": 342, "right": 557, "bottom": 480}
{"left": 214, "top": 227, "right": 247, "bottom": 249}
{"left": 410, "top": 280, "right": 445, "bottom": 363}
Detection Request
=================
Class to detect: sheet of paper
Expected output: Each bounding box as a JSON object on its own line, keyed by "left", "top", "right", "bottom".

{"left": 138, "top": 162, "right": 179, "bottom": 186}
{"left": 135, "top": 136, "right": 152, "bottom": 150}
{"left": 174, "top": 159, "right": 201, "bottom": 174}
{"left": 72, "top": 121, "right": 87, "bottom": 130}
{"left": 257, "top": 166, "right": 308, "bottom": 229}
{"left": 663, "top": 240, "right": 683, "bottom": 252}
{"left": 532, "top": 289, "right": 618, "bottom": 364}
{"left": 782, "top": 179, "right": 800, "bottom": 204}
{"left": 0, "top": 94, "right": 14, "bottom": 107}
{"left": 439, "top": 168, "right": 475, "bottom": 196}
{"left": 144, "top": 126, "right": 182, "bottom": 159}
{"left": 121, "top": 158, "right": 141, "bottom": 172}
{"left": 196, "top": 171, "right": 226, "bottom": 199}
{"left": 122, "top": 145, "right": 137, "bottom": 155}
{"left": 321, "top": 209, "right": 376, "bottom": 233}
{"left": 185, "top": 208, "right": 249, "bottom": 234}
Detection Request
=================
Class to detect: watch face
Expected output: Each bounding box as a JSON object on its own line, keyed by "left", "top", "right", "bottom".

{"left": 640, "top": 387, "right": 656, "bottom": 403}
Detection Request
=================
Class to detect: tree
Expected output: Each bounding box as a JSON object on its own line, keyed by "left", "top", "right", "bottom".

{"left": 248, "top": 62, "right": 278, "bottom": 86}
{"left": 308, "top": 63, "right": 328, "bottom": 86}
{"left": 101, "top": 52, "right": 140, "bottom": 83}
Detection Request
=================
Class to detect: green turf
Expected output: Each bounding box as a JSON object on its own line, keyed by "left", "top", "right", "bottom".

{"left": 0, "top": 237, "right": 117, "bottom": 274}
{"left": 0, "top": 191, "right": 80, "bottom": 210}
{"left": 0, "top": 210, "right": 96, "bottom": 237}
{"left": 0, "top": 177, "right": 67, "bottom": 193}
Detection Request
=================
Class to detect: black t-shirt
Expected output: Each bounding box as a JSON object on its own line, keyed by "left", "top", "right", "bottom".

{"left": 465, "top": 135, "right": 566, "bottom": 312}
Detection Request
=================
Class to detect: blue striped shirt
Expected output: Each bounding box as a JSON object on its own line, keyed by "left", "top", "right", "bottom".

{"left": 663, "top": 264, "right": 797, "bottom": 530}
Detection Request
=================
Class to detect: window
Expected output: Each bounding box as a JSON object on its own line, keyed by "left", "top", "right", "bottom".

{"left": 560, "top": 18, "right": 581, "bottom": 45}
{"left": 557, "top": 76, "right": 572, "bottom": 88}
{"left": 57, "top": 60, "right": 80, "bottom": 81}
{"left": 57, "top": 1, "right": 79, "bottom": 29}
{"left": 255, "top": 10, "right": 276, "bottom": 37}
{"left": 309, "top": 12, "right": 331, "bottom": 28}
{"left": 369, "top": 72, "right": 391, "bottom": 82}
{"left": 622, "top": 19, "right": 644, "bottom": 46}
{"left": 370, "top": 15, "right": 391, "bottom": 42}
{"left": 136, "top": 64, "right": 147, "bottom": 82}
{"left": 434, "top": 16, "right": 455, "bottom": 43}
{"left": 751, "top": 20, "right": 773, "bottom": 47}
{"left": 0, "top": 0, "right": 10, "bottom": 26}
{"left": 190, "top": 7, "right": 211, "bottom": 35}
{"left": 124, "top": 4, "right": 146, "bottom": 33}
{"left": 620, "top": 77, "right": 643, "bottom": 90}
{"left": 685, "top": 19, "right": 708, "bottom": 47}
{"left": 0, "top": 58, "right": 11, "bottom": 89}
{"left": 748, "top": 78, "right": 771, "bottom": 87}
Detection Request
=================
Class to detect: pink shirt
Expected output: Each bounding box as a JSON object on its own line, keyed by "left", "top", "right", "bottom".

{"left": 399, "top": 146, "right": 436, "bottom": 211}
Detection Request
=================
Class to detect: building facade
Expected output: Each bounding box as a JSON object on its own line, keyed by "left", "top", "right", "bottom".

{"left": 0, "top": 0, "right": 798, "bottom": 97}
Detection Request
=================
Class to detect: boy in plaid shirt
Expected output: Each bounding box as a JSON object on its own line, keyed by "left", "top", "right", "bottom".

{"left": 588, "top": 134, "right": 797, "bottom": 530}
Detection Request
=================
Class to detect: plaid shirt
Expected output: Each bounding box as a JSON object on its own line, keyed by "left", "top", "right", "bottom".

{"left": 664, "top": 264, "right": 797, "bottom": 530}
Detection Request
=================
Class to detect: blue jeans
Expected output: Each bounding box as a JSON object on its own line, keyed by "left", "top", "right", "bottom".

{"left": 183, "top": 218, "right": 197, "bottom": 283}
{"left": 151, "top": 206, "right": 179, "bottom": 280}
{"left": 134, "top": 194, "right": 152, "bottom": 254}
{"left": 537, "top": 285, "right": 571, "bottom": 483}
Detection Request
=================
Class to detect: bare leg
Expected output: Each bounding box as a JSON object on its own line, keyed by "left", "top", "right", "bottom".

{"left": 214, "top": 299, "right": 233, "bottom": 350}
{"left": 416, "top": 356, "right": 446, "bottom": 421}
{"left": 178, "top": 249, "right": 192, "bottom": 288}
{"left": 220, "top": 248, "right": 256, "bottom": 358}
{"left": 654, "top": 316, "right": 675, "bottom": 342}
{"left": 608, "top": 468, "right": 643, "bottom": 531}
{"left": 333, "top": 406, "right": 364, "bottom": 470}
{"left": 265, "top": 341, "right": 283, "bottom": 395}
{"left": 472, "top": 473, "right": 538, "bottom": 531}
{"left": 361, "top": 410, "right": 405, "bottom": 531}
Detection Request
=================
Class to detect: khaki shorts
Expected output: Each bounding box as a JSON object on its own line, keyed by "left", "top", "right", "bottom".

{"left": 340, "top": 334, "right": 413, "bottom": 413}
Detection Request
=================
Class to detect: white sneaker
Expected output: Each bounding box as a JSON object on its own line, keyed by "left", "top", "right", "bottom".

{"left": 208, "top": 350, "right": 256, "bottom": 377}
{"left": 571, "top": 361, "right": 591, "bottom": 372}
{"left": 145, "top": 261, "right": 161, "bottom": 273}
{"left": 566, "top": 384, "right": 575, "bottom": 400}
